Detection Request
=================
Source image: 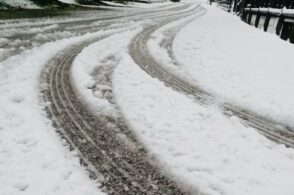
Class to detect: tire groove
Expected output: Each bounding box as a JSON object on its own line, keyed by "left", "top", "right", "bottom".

{"left": 41, "top": 4, "right": 197, "bottom": 193}
{"left": 129, "top": 4, "right": 294, "bottom": 149}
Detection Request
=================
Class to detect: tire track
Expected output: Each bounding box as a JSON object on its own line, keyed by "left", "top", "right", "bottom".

{"left": 0, "top": 3, "right": 182, "bottom": 31}
{"left": 0, "top": 4, "right": 191, "bottom": 63}
{"left": 40, "top": 3, "right": 201, "bottom": 194}
{"left": 2, "top": 3, "right": 188, "bottom": 50}
{"left": 129, "top": 5, "right": 294, "bottom": 149}
{"left": 42, "top": 35, "right": 185, "bottom": 194}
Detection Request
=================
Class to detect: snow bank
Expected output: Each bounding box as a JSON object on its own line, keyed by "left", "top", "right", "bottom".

{"left": 0, "top": 31, "right": 113, "bottom": 194}
{"left": 2, "top": 0, "right": 40, "bottom": 9}
{"left": 113, "top": 54, "right": 294, "bottom": 195}
{"left": 58, "top": 0, "right": 77, "bottom": 5}
{"left": 71, "top": 25, "right": 142, "bottom": 117}
{"left": 101, "top": 1, "right": 128, "bottom": 7}
{"left": 173, "top": 4, "right": 294, "bottom": 128}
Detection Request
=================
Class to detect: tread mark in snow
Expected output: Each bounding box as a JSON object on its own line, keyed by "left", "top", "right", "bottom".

{"left": 40, "top": 3, "right": 200, "bottom": 193}
{"left": 129, "top": 4, "right": 294, "bottom": 149}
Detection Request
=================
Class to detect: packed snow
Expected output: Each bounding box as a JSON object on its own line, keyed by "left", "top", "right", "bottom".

{"left": 2, "top": 0, "right": 40, "bottom": 9}
{"left": 0, "top": 31, "right": 110, "bottom": 195}
{"left": 113, "top": 54, "right": 294, "bottom": 195}
{"left": 101, "top": 1, "right": 128, "bottom": 7}
{"left": 147, "top": 5, "right": 206, "bottom": 85}
{"left": 58, "top": 0, "right": 77, "bottom": 4}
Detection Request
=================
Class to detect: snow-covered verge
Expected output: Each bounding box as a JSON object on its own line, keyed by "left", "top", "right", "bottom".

{"left": 1, "top": 0, "right": 40, "bottom": 9}
{"left": 173, "top": 4, "right": 294, "bottom": 128}
{"left": 1, "top": 0, "right": 78, "bottom": 8}
{"left": 71, "top": 25, "right": 142, "bottom": 117}
{"left": 98, "top": 1, "right": 174, "bottom": 10}
{"left": 113, "top": 54, "right": 294, "bottom": 195}
{"left": 58, "top": 0, "right": 77, "bottom": 4}
{"left": 0, "top": 31, "right": 111, "bottom": 195}
{"left": 128, "top": 1, "right": 172, "bottom": 8}
{"left": 101, "top": 1, "right": 128, "bottom": 7}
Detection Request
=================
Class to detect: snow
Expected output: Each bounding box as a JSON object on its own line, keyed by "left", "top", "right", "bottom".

{"left": 101, "top": 1, "right": 128, "bottom": 7}
{"left": 58, "top": 0, "right": 77, "bottom": 5}
{"left": 112, "top": 54, "right": 294, "bottom": 195}
{"left": 147, "top": 5, "right": 206, "bottom": 85}
{"left": 170, "top": 4, "right": 294, "bottom": 128}
{"left": 283, "top": 8, "right": 294, "bottom": 15}
{"left": 0, "top": 38, "right": 9, "bottom": 46}
{"left": 0, "top": 31, "right": 110, "bottom": 195}
{"left": 2, "top": 0, "right": 40, "bottom": 9}
{"left": 2, "top": 0, "right": 78, "bottom": 7}
{"left": 2, "top": 1, "right": 294, "bottom": 194}
{"left": 71, "top": 25, "right": 142, "bottom": 118}
{"left": 248, "top": 8, "right": 294, "bottom": 15}
{"left": 127, "top": 1, "right": 174, "bottom": 8}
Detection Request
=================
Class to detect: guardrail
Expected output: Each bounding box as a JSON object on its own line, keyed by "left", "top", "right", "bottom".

{"left": 214, "top": 0, "right": 294, "bottom": 43}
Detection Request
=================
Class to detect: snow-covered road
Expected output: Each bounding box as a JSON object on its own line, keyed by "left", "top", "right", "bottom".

{"left": 1, "top": 2, "right": 198, "bottom": 194}
{"left": 1, "top": 1, "right": 294, "bottom": 195}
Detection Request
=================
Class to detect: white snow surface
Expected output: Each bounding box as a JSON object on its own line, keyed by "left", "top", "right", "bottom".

{"left": 58, "top": 0, "right": 77, "bottom": 4}
{"left": 0, "top": 31, "right": 110, "bottom": 195}
{"left": 172, "top": 4, "right": 294, "bottom": 127}
{"left": 2, "top": 0, "right": 40, "bottom": 8}
{"left": 148, "top": 5, "right": 206, "bottom": 85}
{"left": 113, "top": 54, "right": 294, "bottom": 195}
{"left": 101, "top": 1, "right": 128, "bottom": 7}
{"left": 71, "top": 25, "right": 142, "bottom": 118}
{"left": 249, "top": 7, "right": 294, "bottom": 15}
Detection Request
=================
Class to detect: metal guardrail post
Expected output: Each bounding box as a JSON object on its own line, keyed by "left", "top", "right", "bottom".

{"left": 247, "top": 7, "right": 253, "bottom": 23}
{"left": 280, "top": 19, "right": 290, "bottom": 40}
{"left": 276, "top": 14, "right": 285, "bottom": 34}
{"left": 233, "top": 0, "right": 238, "bottom": 12}
{"left": 264, "top": 11, "right": 271, "bottom": 31}
{"left": 224, "top": 0, "right": 294, "bottom": 44}
{"left": 255, "top": 9, "right": 261, "bottom": 27}
{"left": 240, "top": 0, "right": 249, "bottom": 20}
{"left": 289, "top": 24, "right": 294, "bottom": 43}
{"left": 228, "top": 0, "right": 232, "bottom": 12}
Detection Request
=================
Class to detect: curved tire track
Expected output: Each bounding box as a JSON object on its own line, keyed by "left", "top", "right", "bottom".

{"left": 40, "top": 4, "right": 202, "bottom": 194}
{"left": 41, "top": 35, "right": 185, "bottom": 194}
{"left": 0, "top": 4, "right": 192, "bottom": 64}
{"left": 129, "top": 5, "right": 294, "bottom": 148}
